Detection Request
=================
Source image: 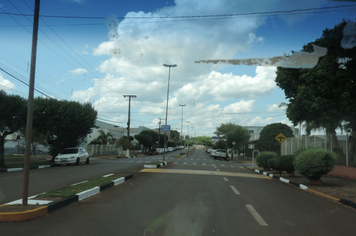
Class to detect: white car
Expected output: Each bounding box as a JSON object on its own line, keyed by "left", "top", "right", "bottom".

{"left": 55, "top": 147, "right": 90, "bottom": 165}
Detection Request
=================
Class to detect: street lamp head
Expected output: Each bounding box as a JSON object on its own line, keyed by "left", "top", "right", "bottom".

{"left": 163, "top": 64, "right": 177, "bottom": 67}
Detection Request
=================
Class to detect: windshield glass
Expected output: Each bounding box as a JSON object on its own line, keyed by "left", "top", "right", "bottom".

{"left": 60, "top": 148, "right": 78, "bottom": 154}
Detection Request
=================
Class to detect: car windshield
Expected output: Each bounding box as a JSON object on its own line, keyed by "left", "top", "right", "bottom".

{"left": 1, "top": 1, "right": 356, "bottom": 235}
{"left": 60, "top": 148, "right": 78, "bottom": 154}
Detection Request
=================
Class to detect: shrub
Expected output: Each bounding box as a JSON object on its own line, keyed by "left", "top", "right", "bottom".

{"left": 256, "top": 151, "right": 278, "bottom": 168}
{"left": 276, "top": 155, "right": 296, "bottom": 173}
{"left": 294, "top": 148, "right": 337, "bottom": 180}
{"left": 267, "top": 157, "right": 283, "bottom": 171}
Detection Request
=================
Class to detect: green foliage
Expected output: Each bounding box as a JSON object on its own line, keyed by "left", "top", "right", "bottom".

{"left": 0, "top": 91, "right": 27, "bottom": 168}
{"left": 256, "top": 151, "right": 278, "bottom": 168}
{"left": 89, "top": 139, "right": 102, "bottom": 145}
{"left": 214, "top": 122, "right": 236, "bottom": 137}
{"left": 96, "top": 129, "right": 113, "bottom": 144}
{"left": 225, "top": 125, "right": 250, "bottom": 151}
{"left": 115, "top": 136, "right": 133, "bottom": 150}
{"left": 215, "top": 140, "right": 227, "bottom": 149}
{"left": 196, "top": 136, "right": 213, "bottom": 146}
{"left": 294, "top": 148, "right": 337, "bottom": 180}
{"left": 276, "top": 155, "right": 296, "bottom": 173}
{"left": 275, "top": 20, "right": 356, "bottom": 163}
{"left": 32, "top": 97, "right": 97, "bottom": 158}
{"left": 259, "top": 123, "right": 294, "bottom": 153}
{"left": 134, "top": 134, "right": 153, "bottom": 153}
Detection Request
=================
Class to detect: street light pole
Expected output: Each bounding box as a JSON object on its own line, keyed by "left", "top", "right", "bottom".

{"left": 162, "top": 64, "right": 177, "bottom": 161}
{"left": 186, "top": 120, "right": 190, "bottom": 153}
{"left": 179, "top": 104, "right": 186, "bottom": 155}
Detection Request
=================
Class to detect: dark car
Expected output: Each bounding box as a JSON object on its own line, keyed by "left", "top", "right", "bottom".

{"left": 149, "top": 149, "right": 159, "bottom": 155}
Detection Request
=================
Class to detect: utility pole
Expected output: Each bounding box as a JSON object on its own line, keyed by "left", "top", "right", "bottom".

{"left": 158, "top": 118, "right": 163, "bottom": 148}
{"left": 123, "top": 95, "right": 136, "bottom": 158}
{"left": 186, "top": 120, "right": 190, "bottom": 153}
{"left": 23, "top": 0, "right": 40, "bottom": 206}
{"left": 179, "top": 104, "right": 186, "bottom": 155}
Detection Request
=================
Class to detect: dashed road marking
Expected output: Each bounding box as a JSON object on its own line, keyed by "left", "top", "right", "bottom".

{"left": 193, "top": 163, "right": 197, "bottom": 165}
{"left": 223, "top": 177, "right": 229, "bottom": 181}
{"left": 216, "top": 169, "right": 220, "bottom": 172}
{"left": 230, "top": 185, "right": 240, "bottom": 195}
{"left": 245, "top": 205, "right": 269, "bottom": 226}
{"left": 184, "top": 162, "right": 188, "bottom": 164}
{"left": 203, "top": 163, "right": 206, "bottom": 165}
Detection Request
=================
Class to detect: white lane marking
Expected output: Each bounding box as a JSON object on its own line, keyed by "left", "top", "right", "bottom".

{"left": 71, "top": 180, "right": 88, "bottom": 186}
{"left": 245, "top": 204, "right": 269, "bottom": 226}
{"left": 221, "top": 164, "right": 225, "bottom": 167}
{"left": 136, "top": 161, "right": 143, "bottom": 163}
{"left": 231, "top": 165, "right": 235, "bottom": 167}
{"left": 203, "top": 163, "right": 206, "bottom": 165}
{"left": 193, "top": 163, "right": 197, "bottom": 165}
{"left": 197, "top": 159, "right": 200, "bottom": 160}
{"left": 230, "top": 185, "right": 240, "bottom": 195}
{"left": 239, "top": 166, "right": 244, "bottom": 169}
{"left": 145, "top": 161, "right": 151, "bottom": 163}
{"left": 102, "top": 173, "right": 114, "bottom": 177}
{"left": 223, "top": 177, "right": 229, "bottom": 181}
{"left": 216, "top": 169, "right": 220, "bottom": 172}
{"left": 174, "top": 162, "right": 179, "bottom": 164}
{"left": 184, "top": 162, "right": 188, "bottom": 164}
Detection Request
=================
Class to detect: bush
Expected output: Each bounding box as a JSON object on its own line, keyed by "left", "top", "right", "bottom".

{"left": 294, "top": 148, "right": 337, "bottom": 180}
{"left": 276, "top": 155, "right": 295, "bottom": 173}
{"left": 267, "top": 157, "right": 283, "bottom": 171}
{"left": 256, "top": 151, "right": 278, "bottom": 168}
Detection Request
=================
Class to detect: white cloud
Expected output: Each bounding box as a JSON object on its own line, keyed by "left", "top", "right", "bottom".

{"left": 267, "top": 103, "right": 286, "bottom": 112}
{"left": 0, "top": 73, "right": 15, "bottom": 92}
{"left": 70, "top": 68, "right": 88, "bottom": 74}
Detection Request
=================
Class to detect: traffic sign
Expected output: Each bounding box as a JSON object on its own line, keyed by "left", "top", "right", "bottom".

{"left": 232, "top": 141, "right": 236, "bottom": 146}
{"left": 275, "top": 133, "right": 287, "bottom": 143}
{"left": 161, "top": 125, "right": 171, "bottom": 132}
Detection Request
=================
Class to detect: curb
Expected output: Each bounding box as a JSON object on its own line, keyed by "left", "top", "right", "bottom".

{"left": 144, "top": 161, "right": 168, "bottom": 169}
{"left": 0, "top": 174, "right": 133, "bottom": 222}
{"left": 246, "top": 167, "right": 356, "bottom": 210}
{"left": 0, "top": 164, "right": 55, "bottom": 173}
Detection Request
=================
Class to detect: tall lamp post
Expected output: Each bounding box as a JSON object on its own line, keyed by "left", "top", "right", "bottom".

{"left": 186, "top": 120, "right": 190, "bottom": 153}
{"left": 163, "top": 64, "right": 177, "bottom": 161}
{"left": 179, "top": 104, "right": 186, "bottom": 155}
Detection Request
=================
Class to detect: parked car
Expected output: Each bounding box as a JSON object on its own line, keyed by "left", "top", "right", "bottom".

{"left": 55, "top": 147, "right": 89, "bottom": 165}
{"left": 210, "top": 149, "right": 217, "bottom": 157}
{"left": 214, "top": 149, "right": 228, "bottom": 160}
{"left": 149, "top": 149, "right": 159, "bottom": 155}
{"left": 167, "top": 147, "right": 174, "bottom": 152}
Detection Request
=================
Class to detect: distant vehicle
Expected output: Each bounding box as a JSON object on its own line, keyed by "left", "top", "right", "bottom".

{"left": 55, "top": 147, "right": 89, "bottom": 165}
{"left": 157, "top": 148, "right": 164, "bottom": 154}
{"left": 210, "top": 149, "right": 217, "bottom": 157}
{"left": 214, "top": 149, "right": 228, "bottom": 160}
{"left": 207, "top": 148, "right": 213, "bottom": 153}
{"left": 149, "top": 149, "right": 159, "bottom": 155}
{"left": 167, "top": 147, "right": 174, "bottom": 152}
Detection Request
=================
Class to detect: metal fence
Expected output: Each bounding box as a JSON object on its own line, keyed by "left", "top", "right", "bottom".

{"left": 281, "top": 134, "right": 353, "bottom": 166}
{"left": 86, "top": 144, "right": 118, "bottom": 156}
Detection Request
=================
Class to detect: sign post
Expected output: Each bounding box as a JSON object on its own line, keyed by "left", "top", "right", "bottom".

{"left": 275, "top": 133, "right": 287, "bottom": 155}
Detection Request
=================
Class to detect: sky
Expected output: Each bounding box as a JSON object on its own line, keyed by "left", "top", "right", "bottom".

{"left": 0, "top": 0, "right": 355, "bottom": 138}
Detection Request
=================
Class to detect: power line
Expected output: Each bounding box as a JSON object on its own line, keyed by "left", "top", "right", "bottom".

{"left": 0, "top": 4, "right": 354, "bottom": 20}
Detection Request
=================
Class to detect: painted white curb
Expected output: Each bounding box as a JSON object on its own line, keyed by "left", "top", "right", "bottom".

{"left": 113, "top": 177, "right": 125, "bottom": 186}
{"left": 77, "top": 186, "right": 100, "bottom": 201}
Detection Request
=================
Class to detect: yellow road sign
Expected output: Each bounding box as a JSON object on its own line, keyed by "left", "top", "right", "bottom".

{"left": 275, "top": 133, "right": 287, "bottom": 143}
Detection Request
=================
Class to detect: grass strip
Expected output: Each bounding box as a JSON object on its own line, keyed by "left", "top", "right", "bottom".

{"left": 6, "top": 161, "right": 53, "bottom": 169}
{"left": 38, "top": 175, "right": 123, "bottom": 199}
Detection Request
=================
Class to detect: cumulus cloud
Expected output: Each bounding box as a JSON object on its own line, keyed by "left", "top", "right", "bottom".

{"left": 267, "top": 103, "right": 286, "bottom": 112}
{"left": 72, "top": 0, "right": 322, "bottom": 135}
{"left": 0, "top": 73, "right": 15, "bottom": 92}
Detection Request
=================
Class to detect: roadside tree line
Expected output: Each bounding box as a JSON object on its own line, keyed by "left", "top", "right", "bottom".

{"left": 0, "top": 91, "right": 97, "bottom": 169}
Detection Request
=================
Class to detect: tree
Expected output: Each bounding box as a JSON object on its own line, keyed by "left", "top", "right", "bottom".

{"left": 215, "top": 140, "right": 227, "bottom": 149}
{"left": 32, "top": 97, "right": 97, "bottom": 159}
{"left": 115, "top": 136, "right": 132, "bottom": 150}
{"left": 134, "top": 134, "right": 152, "bottom": 154}
{"left": 16, "top": 128, "right": 49, "bottom": 156}
{"left": 214, "top": 122, "right": 236, "bottom": 137}
{"left": 225, "top": 125, "right": 250, "bottom": 152}
{"left": 275, "top": 20, "right": 356, "bottom": 164}
{"left": 97, "top": 129, "right": 113, "bottom": 144}
{"left": 196, "top": 136, "right": 213, "bottom": 146}
{"left": 259, "top": 123, "right": 294, "bottom": 155}
{"left": 170, "top": 130, "right": 180, "bottom": 141}
{"left": 0, "top": 91, "right": 27, "bottom": 169}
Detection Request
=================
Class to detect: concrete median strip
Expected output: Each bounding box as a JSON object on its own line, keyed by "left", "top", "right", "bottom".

{"left": 246, "top": 167, "right": 356, "bottom": 210}
{"left": 2, "top": 165, "right": 55, "bottom": 173}
{"left": 0, "top": 174, "right": 133, "bottom": 222}
{"left": 144, "top": 161, "right": 168, "bottom": 168}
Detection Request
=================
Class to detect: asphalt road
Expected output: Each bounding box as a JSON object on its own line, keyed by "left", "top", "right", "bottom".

{"left": 1, "top": 149, "right": 356, "bottom": 236}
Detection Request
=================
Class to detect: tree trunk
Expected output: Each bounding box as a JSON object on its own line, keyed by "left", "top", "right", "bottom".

{"left": 0, "top": 136, "right": 6, "bottom": 169}
{"left": 328, "top": 129, "right": 346, "bottom": 165}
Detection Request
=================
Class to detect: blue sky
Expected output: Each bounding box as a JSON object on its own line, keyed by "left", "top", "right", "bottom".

{"left": 0, "top": 0, "right": 355, "bottom": 137}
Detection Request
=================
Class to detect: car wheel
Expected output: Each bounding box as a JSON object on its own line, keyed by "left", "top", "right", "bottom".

{"left": 86, "top": 157, "right": 90, "bottom": 164}
{"left": 75, "top": 157, "right": 80, "bottom": 165}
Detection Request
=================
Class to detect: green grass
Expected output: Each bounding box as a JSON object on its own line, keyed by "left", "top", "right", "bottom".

{"left": 38, "top": 175, "right": 124, "bottom": 199}
{"left": 6, "top": 161, "right": 53, "bottom": 169}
